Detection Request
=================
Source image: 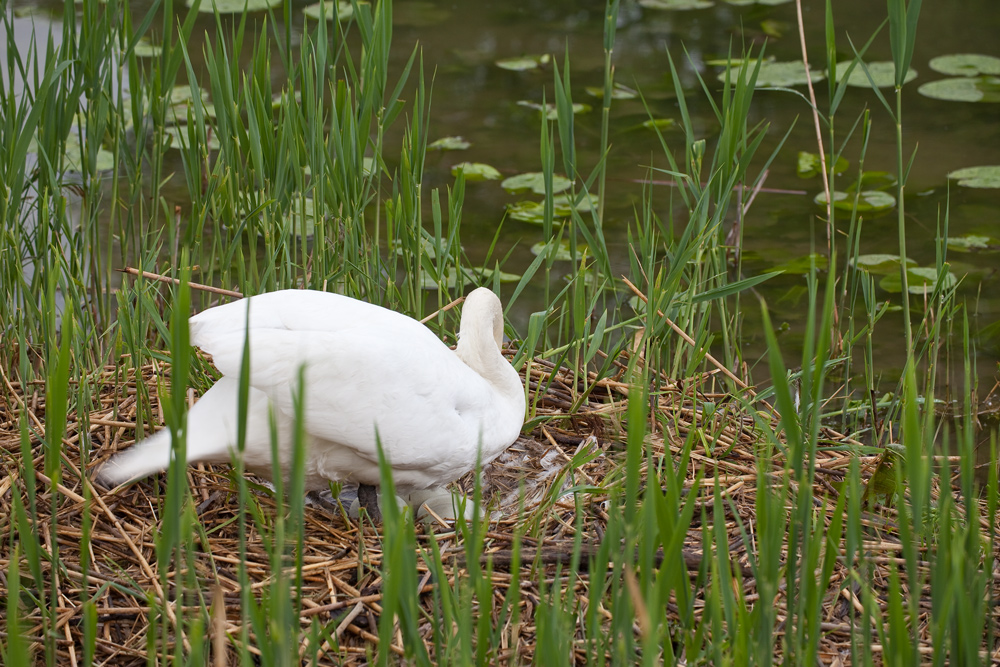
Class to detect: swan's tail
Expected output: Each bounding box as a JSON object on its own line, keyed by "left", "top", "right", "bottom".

{"left": 93, "top": 427, "right": 177, "bottom": 487}
{"left": 94, "top": 376, "right": 263, "bottom": 488}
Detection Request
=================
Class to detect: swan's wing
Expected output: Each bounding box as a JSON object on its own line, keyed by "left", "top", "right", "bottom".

{"left": 95, "top": 378, "right": 281, "bottom": 486}
{"left": 243, "top": 329, "right": 494, "bottom": 469}
{"left": 190, "top": 291, "right": 430, "bottom": 344}
{"left": 190, "top": 292, "right": 494, "bottom": 471}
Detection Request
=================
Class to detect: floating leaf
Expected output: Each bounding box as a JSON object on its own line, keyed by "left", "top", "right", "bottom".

{"left": 585, "top": 83, "right": 638, "bottom": 100}
{"left": 639, "top": 0, "right": 713, "bottom": 9}
{"left": 947, "top": 234, "right": 1000, "bottom": 252}
{"left": 303, "top": 1, "right": 356, "bottom": 21}
{"left": 797, "top": 151, "right": 848, "bottom": 178}
{"left": 552, "top": 192, "right": 599, "bottom": 215}
{"left": 394, "top": 1, "right": 450, "bottom": 27}
{"left": 947, "top": 165, "right": 1000, "bottom": 189}
{"left": 451, "top": 162, "right": 501, "bottom": 181}
{"left": 163, "top": 125, "right": 222, "bottom": 152}
{"left": 282, "top": 198, "right": 317, "bottom": 239}
{"left": 642, "top": 118, "right": 676, "bottom": 130}
{"left": 418, "top": 266, "right": 520, "bottom": 290}
{"left": 706, "top": 56, "right": 775, "bottom": 67}
{"left": 496, "top": 54, "right": 550, "bottom": 72}
{"left": 879, "top": 267, "right": 958, "bottom": 295}
{"left": 771, "top": 253, "right": 828, "bottom": 274}
{"left": 506, "top": 201, "right": 549, "bottom": 224}
{"left": 531, "top": 240, "right": 588, "bottom": 262}
{"left": 188, "top": 0, "right": 281, "bottom": 13}
{"left": 419, "top": 268, "right": 473, "bottom": 291}
{"left": 760, "top": 19, "right": 787, "bottom": 38}
{"left": 472, "top": 267, "right": 521, "bottom": 282}
{"left": 724, "top": 0, "right": 792, "bottom": 4}
{"left": 393, "top": 236, "right": 438, "bottom": 258}
{"left": 918, "top": 76, "right": 1000, "bottom": 103}
{"left": 501, "top": 172, "right": 572, "bottom": 195}
{"left": 929, "top": 54, "right": 1000, "bottom": 77}
{"left": 814, "top": 190, "right": 896, "bottom": 213}
{"left": 850, "top": 170, "right": 897, "bottom": 191}
{"left": 835, "top": 61, "right": 917, "bottom": 88}
{"left": 516, "top": 100, "right": 592, "bottom": 120}
{"left": 133, "top": 39, "right": 163, "bottom": 58}
{"left": 718, "top": 60, "right": 825, "bottom": 87}
{"left": 63, "top": 135, "right": 115, "bottom": 172}
{"left": 429, "top": 136, "right": 470, "bottom": 151}
{"left": 168, "top": 85, "right": 206, "bottom": 106}
{"left": 851, "top": 254, "right": 916, "bottom": 274}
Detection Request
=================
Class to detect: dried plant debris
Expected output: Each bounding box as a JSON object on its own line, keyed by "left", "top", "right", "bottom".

{"left": 0, "top": 354, "right": 986, "bottom": 664}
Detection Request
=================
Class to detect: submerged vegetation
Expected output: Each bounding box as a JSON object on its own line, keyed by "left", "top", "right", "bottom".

{"left": 1, "top": 0, "right": 998, "bottom": 663}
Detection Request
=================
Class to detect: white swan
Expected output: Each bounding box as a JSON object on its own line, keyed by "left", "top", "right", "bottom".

{"left": 95, "top": 287, "right": 526, "bottom": 519}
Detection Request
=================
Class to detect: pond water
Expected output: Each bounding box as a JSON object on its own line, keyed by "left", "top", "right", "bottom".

{"left": 383, "top": 0, "right": 1000, "bottom": 391}
{"left": 12, "top": 0, "right": 1000, "bottom": 395}
{"left": 387, "top": 0, "right": 1000, "bottom": 386}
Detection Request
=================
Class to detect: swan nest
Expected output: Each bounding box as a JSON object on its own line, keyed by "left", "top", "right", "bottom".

{"left": 0, "top": 350, "right": 960, "bottom": 663}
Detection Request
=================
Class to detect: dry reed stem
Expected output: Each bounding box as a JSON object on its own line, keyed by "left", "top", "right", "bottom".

{"left": 0, "top": 352, "right": 992, "bottom": 665}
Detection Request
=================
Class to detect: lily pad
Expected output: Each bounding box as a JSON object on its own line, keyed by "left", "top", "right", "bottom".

{"left": 516, "top": 100, "right": 592, "bottom": 120}
{"left": 552, "top": 192, "right": 599, "bottom": 215}
{"left": 850, "top": 170, "right": 897, "bottom": 191}
{"left": 851, "top": 254, "right": 917, "bottom": 275}
{"left": 501, "top": 172, "right": 572, "bottom": 195}
{"left": 393, "top": 236, "right": 438, "bottom": 258}
{"left": 283, "top": 198, "right": 317, "bottom": 239}
{"left": 947, "top": 165, "right": 1000, "bottom": 189}
{"left": 418, "top": 266, "right": 520, "bottom": 291}
{"left": 303, "top": 1, "right": 356, "bottom": 21}
{"left": 133, "top": 39, "right": 163, "bottom": 58}
{"left": 760, "top": 19, "right": 787, "bottom": 39}
{"left": 642, "top": 118, "right": 676, "bottom": 130}
{"left": 394, "top": 2, "right": 450, "bottom": 27}
{"left": 814, "top": 190, "right": 896, "bottom": 213}
{"left": 639, "top": 0, "right": 713, "bottom": 9}
{"left": 797, "top": 151, "right": 848, "bottom": 178}
{"left": 472, "top": 266, "right": 521, "bottom": 283}
{"left": 162, "top": 125, "right": 223, "bottom": 152}
{"left": 724, "top": 0, "right": 791, "bottom": 4}
{"left": 929, "top": 54, "right": 1000, "bottom": 77}
{"left": 506, "top": 201, "right": 549, "bottom": 224}
{"left": 718, "top": 60, "right": 825, "bottom": 88}
{"left": 835, "top": 61, "right": 917, "bottom": 88}
{"left": 946, "top": 234, "right": 1000, "bottom": 252}
{"left": 585, "top": 83, "right": 639, "bottom": 100}
{"left": 879, "top": 267, "right": 958, "bottom": 295}
{"left": 429, "top": 136, "right": 470, "bottom": 151}
{"left": 918, "top": 76, "right": 1000, "bottom": 103}
{"left": 451, "top": 162, "right": 501, "bottom": 181}
{"left": 496, "top": 54, "right": 550, "bottom": 72}
{"left": 63, "top": 135, "right": 116, "bottom": 172}
{"left": 771, "top": 253, "right": 828, "bottom": 274}
{"left": 188, "top": 0, "right": 281, "bottom": 13}
{"left": 419, "top": 268, "right": 473, "bottom": 291}
{"left": 531, "top": 239, "right": 588, "bottom": 262}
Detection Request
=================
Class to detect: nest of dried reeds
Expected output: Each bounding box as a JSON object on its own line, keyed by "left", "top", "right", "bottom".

{"left": 0, "top": 350, "right": 986, "bottom": 665}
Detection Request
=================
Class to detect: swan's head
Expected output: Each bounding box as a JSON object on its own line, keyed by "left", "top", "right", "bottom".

{"left": 460, "top": 287, "right": 504, "bottom": 350}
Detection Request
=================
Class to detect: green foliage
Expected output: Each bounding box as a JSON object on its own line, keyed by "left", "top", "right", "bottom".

{"left": 2, "top": 0, "right": 995, "bottom": 664}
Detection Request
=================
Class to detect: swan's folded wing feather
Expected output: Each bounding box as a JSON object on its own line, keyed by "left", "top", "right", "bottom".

{"left": 197, "top": 325, "right": 492, "bottom": 470}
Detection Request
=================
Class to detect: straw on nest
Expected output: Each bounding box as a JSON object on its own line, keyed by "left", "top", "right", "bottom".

{"left": 0, "top": 348, "right": 980, "bottom": 664}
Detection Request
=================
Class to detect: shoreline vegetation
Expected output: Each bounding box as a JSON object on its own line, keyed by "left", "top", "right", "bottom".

{"left": 3, "top": 0, "right": 999, "bottom": 663}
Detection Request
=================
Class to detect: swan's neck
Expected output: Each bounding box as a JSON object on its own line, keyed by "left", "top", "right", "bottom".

{"left": 455, "top": 312, "right": 516, "bottom": 393}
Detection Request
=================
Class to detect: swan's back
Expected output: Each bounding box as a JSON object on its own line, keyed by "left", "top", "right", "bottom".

{"left": 188, "top": 290, "right": 524, "bottom": 489}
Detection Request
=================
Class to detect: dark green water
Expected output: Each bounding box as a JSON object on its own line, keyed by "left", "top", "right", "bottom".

{"left": 383, "top": 0, "right": 1000, "bottom": 390}
{"left": 11, "top": 0, "right": 1000, "bottom": 393}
